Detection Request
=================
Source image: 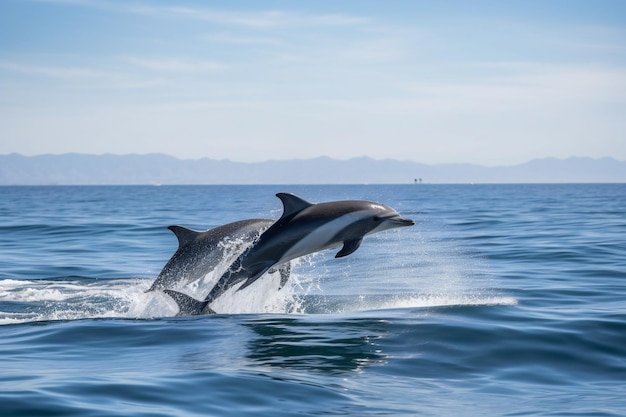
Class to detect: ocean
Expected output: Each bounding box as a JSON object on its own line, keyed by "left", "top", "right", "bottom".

{"left": 1, "top": 184, "right": 625, "bottom": 416}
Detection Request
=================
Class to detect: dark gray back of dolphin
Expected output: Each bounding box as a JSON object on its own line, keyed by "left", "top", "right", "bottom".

{"left": 148, "top": 218, "right": 275, "bottom": 292}
{"left": 171, "top": 193, "right": 415, "bottom": 314}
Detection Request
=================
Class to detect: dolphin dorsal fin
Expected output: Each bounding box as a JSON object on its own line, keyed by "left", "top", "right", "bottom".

{"left": 276, "top": 193, "right": 313, "bottom": 220}
{"left": 167, "top": 225, "right": 200, "bottom": 248}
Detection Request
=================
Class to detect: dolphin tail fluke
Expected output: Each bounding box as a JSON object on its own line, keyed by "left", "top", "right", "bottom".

{"left": 163, "top": 290, "right": 215, "bottom": 315}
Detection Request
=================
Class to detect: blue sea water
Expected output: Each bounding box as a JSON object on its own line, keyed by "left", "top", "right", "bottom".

{"left": 0, "top": 184, "right": 625, "bottom": 416}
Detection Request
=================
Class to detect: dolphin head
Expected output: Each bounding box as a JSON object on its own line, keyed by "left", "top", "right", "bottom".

{"left": 366, "top": 203, "right": 415, "bottom": 234}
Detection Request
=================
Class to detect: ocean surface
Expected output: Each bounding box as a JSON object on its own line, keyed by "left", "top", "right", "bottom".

{"left": 1, "top": 184, "right": 625, "bottom": 416}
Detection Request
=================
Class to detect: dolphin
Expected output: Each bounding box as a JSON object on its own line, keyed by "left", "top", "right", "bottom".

{"left": 164, "top": 193, "right": 415, "bottom": 315}
{"left": 148, "top": 219, "right": 290, "bottom": 296}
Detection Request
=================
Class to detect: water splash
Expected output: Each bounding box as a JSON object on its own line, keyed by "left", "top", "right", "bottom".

{"left": 0, "top": 270, "right": 515, "bottom": 325}
{"left": 0, "top": 221, "right": 516, "bottom": 324}
{"left": 0, "top": 278, "right": 151, "bottom": 325}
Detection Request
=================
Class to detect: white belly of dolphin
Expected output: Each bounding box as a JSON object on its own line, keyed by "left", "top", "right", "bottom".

{"left": 280, "top": 212, "right": 365, "bottom": 262}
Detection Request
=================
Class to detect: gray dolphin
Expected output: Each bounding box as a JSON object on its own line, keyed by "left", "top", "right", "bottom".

{"left": 148, "top": 219, "right": 290, "bottom": 296}
{"left": 164, "top": 193, "right": 415, "bottom": 315}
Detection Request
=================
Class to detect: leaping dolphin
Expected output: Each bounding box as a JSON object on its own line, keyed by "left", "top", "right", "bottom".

{"left": 148, "top": 219, "right": 290, "bottom": 297}
{"left": 164, "top": 193, "right": 415, "bottom": 315}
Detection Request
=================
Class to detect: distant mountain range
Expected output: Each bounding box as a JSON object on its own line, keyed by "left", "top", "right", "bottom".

{"left": 1, "top": 153, "right": 625, "bottom": 185}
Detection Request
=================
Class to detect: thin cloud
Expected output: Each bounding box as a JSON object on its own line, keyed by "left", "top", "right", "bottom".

{"left": 33, "top": 0, "right": 370, "bottom": 28}
{"left": 139, "top": 6, "right": 370, "bottom": 28}
{"left": 0, "top": 61, "right": 114, "bottom": 80}
{"left": 394, "top": 64, "right": 626, "bottom": 113}
{"left": 124, "top": 57, "right": 226, "bottom": 73}
{"left": 202, "top": 33, "right": 282, "bottom": 46}
{"left": 0, "top": 61, "right": 163, "bottom": 89}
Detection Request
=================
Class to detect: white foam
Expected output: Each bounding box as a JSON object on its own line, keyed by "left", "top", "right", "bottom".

{"left": 0, "top": 278, "right": 154, "bottom": 324}
{"left": 0, "top": 249, "right": 516, "bottom": 324}
{"left": 364, "top": 294, "right": 518, "bottom": 311}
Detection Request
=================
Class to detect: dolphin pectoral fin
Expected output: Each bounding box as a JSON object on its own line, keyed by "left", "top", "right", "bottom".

{"left": 278, "top": 262, "right": 291, "bottom": 290}
{"left": 268, "top": 262, "right": 291, "bottom": 289}
{"left": 163, "top": 290, "right": 215, "bottom": 315}
{"left": 167, "top": 225, "right": 201, "bottom": 248}
{"left": 335, "top": 238, "right": 363, "bottom": 258}
{"left": 259, "top": 262, "right": 291, "bottom": 289}
{"left": 236, "top": 262, "right": 274, "bottom": 292}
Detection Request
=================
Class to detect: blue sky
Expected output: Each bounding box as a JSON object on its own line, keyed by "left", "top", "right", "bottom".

{"left": 1, "top": 0, "right": 625, "bottom": 165}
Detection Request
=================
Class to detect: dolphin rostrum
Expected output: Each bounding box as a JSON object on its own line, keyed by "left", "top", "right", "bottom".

{"left": 164, "top": 193, "right": 415, "bottom": 315}
{"left": 148, "top": 219, "right": 290, "bottom": 296}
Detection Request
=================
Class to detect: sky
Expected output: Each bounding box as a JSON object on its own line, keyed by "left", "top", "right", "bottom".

{"left": 0, "top": 0, "right": 625, "bottom": 166}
